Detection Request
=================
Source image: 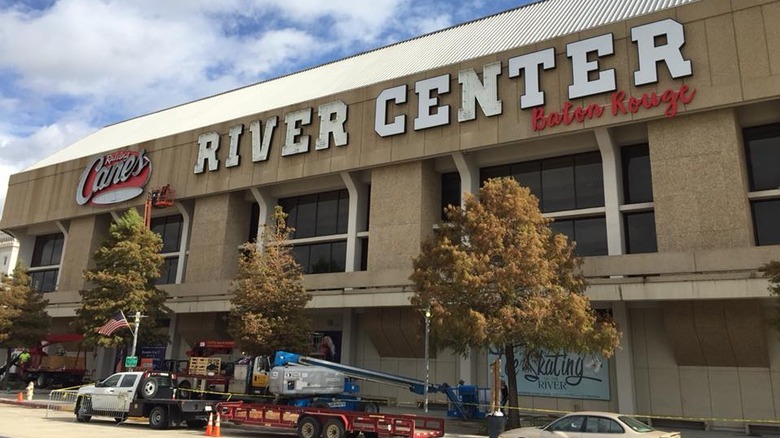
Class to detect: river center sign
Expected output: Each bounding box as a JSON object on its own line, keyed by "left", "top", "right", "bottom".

{"left": 190, "top": 18, "right": 695, "bottom": 175}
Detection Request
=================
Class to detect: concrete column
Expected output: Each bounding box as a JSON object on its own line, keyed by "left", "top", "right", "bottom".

{"left": 612, "top": 301, "right": 636, "bottom": 414}
{"left": 250, "top": 187, "right": 276, "bottom": 250}
{"left": 165, "top": 313, "right": 179, "bottom": 360}
{"left": 595, "top": 128, "right": 625, "bottom": 255}
{"left": 452, "top": 151, "right": 479, "bottom": 202}
{"left": 341, "top": 172, "right": 369, "bottom": 272}
{"left": 174, "top": 202, "right": 194, "bottom": 284}
{"left": 340, "top": 309, "right": 354, "bottom": 364}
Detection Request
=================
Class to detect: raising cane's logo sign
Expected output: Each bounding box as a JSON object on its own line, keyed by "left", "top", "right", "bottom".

{"left": 76, "top": 149, "right": 152, "bottom": 206}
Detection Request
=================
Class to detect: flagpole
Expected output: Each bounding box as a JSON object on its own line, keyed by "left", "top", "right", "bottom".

{"left": 129, "top": 311, "right": 141, "bottom": 370}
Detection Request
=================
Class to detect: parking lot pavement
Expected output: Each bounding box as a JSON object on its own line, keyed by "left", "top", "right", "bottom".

{"left": 0, "top": 389, "right": 760, "bottom": 438}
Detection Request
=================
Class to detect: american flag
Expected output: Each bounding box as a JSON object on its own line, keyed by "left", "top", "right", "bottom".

{"left": 97, "top": 311, "right": 130, "bottom": 336}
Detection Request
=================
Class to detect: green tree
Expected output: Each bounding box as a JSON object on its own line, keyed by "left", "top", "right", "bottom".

{"left": 410, "top": 177, "right": 621, "bottom": 426}
{"left": 75, "top": 208, "right": 170, "bottom": 348}
{"left": 229, "top": 206, "right": 312, "bottom": 356}
{"left": 1, "top": 264, "right": 50, "bottom": 348}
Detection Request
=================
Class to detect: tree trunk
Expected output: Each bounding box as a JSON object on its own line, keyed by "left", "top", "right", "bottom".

{"left": 504, "top": 345, "right": 521, "bottom": 428}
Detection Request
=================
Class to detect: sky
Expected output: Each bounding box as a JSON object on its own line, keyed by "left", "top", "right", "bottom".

{"left": 0, "top": 0, "right": 535, "bottom": 218}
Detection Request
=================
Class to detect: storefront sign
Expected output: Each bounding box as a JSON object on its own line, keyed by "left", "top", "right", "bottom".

{"left": 489, "top": 346, "right": 610, "bottom": 400}
{"left": 76, "top": 149, "right": 152, "bottom": 206}
{"left": 192, "top": 18, "right": 695, "bottom": 174}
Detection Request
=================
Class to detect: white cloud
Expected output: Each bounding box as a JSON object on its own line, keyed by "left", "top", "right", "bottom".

{"left": 0, "top": 0, "right": 528, "bottom": 220}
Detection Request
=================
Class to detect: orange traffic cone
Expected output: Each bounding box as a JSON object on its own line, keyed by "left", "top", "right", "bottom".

{"left": 16, "top": 392, "right": 23, "bottom": 402}
{"left": 205, "top": 412, "right": 213, "bottom": 436}
{"left": 213, "top": 412, "right": 221, "bottom": 437}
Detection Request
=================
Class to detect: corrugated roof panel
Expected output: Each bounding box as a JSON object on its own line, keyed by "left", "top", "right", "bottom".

{"left": 27, "top": 0, "right": 702, "bottom": 171}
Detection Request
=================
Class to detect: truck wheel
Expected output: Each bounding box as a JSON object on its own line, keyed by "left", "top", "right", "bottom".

{"left": 75, "top": 398, "right": 91, "bottom": 423}
{"left": 323, "top": 419, "right": 346, "bottom": 438}
{"left": 297, "top": 416, "right": 322, "bottom": 438}
{"left": 363, "top": 402, "right": 379, "bottom": 413}
{"left": 141, "top": 377, "right": 159, "bottom": 398}
{"left": 177, "top": 380, "right": 192, "bottom": 399}
{"left": 149, "top": 406, "right": 169, "bottom": 430}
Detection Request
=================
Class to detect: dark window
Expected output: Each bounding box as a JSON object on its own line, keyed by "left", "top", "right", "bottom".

{"left": 441, "top": 172, "right": 461, "bottom": 219}
{"left": 151, "top": 215, "right": 183, "bottom": 253}
{"left": 542, "top": 156, "right": 575, "bottom": 212}
{"left": 249, "top": 202, "right": 260, "bottom": 242}
{"left": 359, "top": 238, "right": 369, "bottom": 271}
{"left": 155, "top": 257, "right": 179, "bottom": 285}
{"left": 292, "top": 242, "right": 348, "bottom": 274}
{"left": 31, "top": 233, "right": 64, "bottom": 267}
{"left": 624, "top": 211, "right": 658, "bottom": 254}
{"left": 30, "top": 269, "right": 58, "bottom": 293}
{"left": 575, "top": 152, "right": 604, "bottom": 208}
{"left": 752, "top": 199, "right": 780, "bottom": 246}
{"left": 481, "top": 151, "right": 603, "bottom": 213}
{"left": 101, "top": 374, "right": 122, "bottom": 387}
{"left": 119, "top": 374, "right": 139, "bottom": 388}
{"left": 622, "top": 144, "right": 653, "bottom": 203}
{"left": 279, "top": 190, "right": 349, "bottom": 239}
{"left": 551, "top": 216, "right": 608, "bottom": 256}
{"left": 745, "top": 123, "right": 780, "bottom": 191}
{"left": 548, "top": 416, "right": 586, "bottom": 432}
{"left": 585, "top": 416, "right": 624, "bottom": 434}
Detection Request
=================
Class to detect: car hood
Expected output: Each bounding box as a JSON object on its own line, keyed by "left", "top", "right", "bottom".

{"left": 499, "top": 426, "right": 547, "bottom": 438}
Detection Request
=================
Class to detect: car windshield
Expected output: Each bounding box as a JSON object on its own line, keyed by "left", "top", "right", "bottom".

{"left": 619, "top": 416, "right": 655, "bottom": 433}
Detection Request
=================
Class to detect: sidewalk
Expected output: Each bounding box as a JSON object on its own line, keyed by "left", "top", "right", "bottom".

{"left": 0, "top": 389, "right": 758, "bottom": 438}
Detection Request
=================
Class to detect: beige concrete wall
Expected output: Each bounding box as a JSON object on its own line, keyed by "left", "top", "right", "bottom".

{"left": 57, "top": 214, "right": 112, "bottom": 292}
{"left": 185, "top": 192, "right": 251, "bottom": 283}
{"left": 649, "top": 109, "right": 752, "bottom": 251}
{"left": 367, "top": 161, "right": 439, "bottom": 271}
{"left": 631, "top": 305, "right": 780, "bottom": 423}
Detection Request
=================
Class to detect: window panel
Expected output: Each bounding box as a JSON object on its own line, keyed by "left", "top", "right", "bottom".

{"left": 155, "top": 257, "right": 178, "bottom": 285}
{"left": 32, "top": 233, "right": 64, "bottom": 267}
{"left": 622, "top": 144, "right": 653, "bottom": 203}
{"left": 512, "top": 161, "right": 542, "bottom": 200}
{"left": 150, "top": 215, "right": 183, "bottom": 253}
{"left": 279, "top": 198, "right": 297, "bottom": 231}
{"left": 249, "top": 202, "right": 260, "bottom": 242}
{"left": 316, "top": 191, "right": 339, "bottom": 236}
{"left": 292, "top": 246, "right": 310, "bottom": 272}
{"left": 331, "top": 241, "right": 347, "bottom": 272}
{"left": 295, "top": 195, "right": 317, "bottom": 238}
{"left": 441, "top": 172, "right": 461, "bottom": 219}
{"left": 745, "top": 123, "right": 780, "bottom": 191}
{"left": 337, "top": 190, "right": 349, "bottom": 234}
{"left": 480, "top": 165, "right": 510, "bottom": 183}
{"left": 573, "top": 217, "right": 608, "bottom": 256}
{"left": 309, "top": 243, "right": 331, "bottom": 273}
{"left": 30, "top": 269, "right": 58, "bottom": 293}
{"left": 552, "top": 217, "right": 608, "bottom": 257}
{"left": 359, "top": 238, "right": 369, "bottom": 271}
{"left": 624, "top": 211, "right": 657, "bottom": 254}
{"left": 752, "top": 199, "right": 780, "bottom": 246}
{"left": 574, "top": 152, "right": 604, "bottom": 208}
{"left": 542, "top": 156, "right": 575, "bottom": 212}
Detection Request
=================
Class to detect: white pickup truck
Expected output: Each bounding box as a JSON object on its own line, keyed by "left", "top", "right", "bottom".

{"left": 75, "top": 370, "right": 214, "bottom": 429}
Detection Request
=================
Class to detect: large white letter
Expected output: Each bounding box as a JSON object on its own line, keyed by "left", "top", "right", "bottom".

{"left": 458, "top": 61, "right": 503, "bottom": 122}
{"left": 631, "top": 18, "right": 692, "bottom": 85}
{"left": 194, "top": 131, "right": 220, "bottom": 173}
{"left": 414, "top": 74, "right": 450, "bottom": 130}
{"left": 250, "top": 116, "right": 278, "bottom": 162}
{"left": 567, "top": 33, "right": 616, "bottom": 99}
{"left": 375, "top": 85, "right": 407, "bottom": 137}
{"left": 225, "top": 124, "right": 242, "bottom": 168}
{"left": 508, "top": 48, "right": 556, "bottom": 109}
{"left": 316, "top": 101, "right": 348, "bottom": 150}
{"left": 282, "top": 108, "right": 312, "bottom": 156}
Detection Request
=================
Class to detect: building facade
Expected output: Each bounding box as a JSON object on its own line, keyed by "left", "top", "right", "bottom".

{"left": 2, "top": 0, "right": 780, "bottom": 427}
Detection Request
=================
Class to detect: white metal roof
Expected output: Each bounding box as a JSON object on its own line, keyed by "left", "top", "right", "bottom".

{"left": 27, "top": 0, "right": 700, "bottom": 171}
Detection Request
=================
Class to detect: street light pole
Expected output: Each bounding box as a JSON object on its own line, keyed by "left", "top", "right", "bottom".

{"left": 424, "top": 307, "right": 431, "bottom": 413}
{"left": 129, "top": 311, "right": 141, "bottom": 370}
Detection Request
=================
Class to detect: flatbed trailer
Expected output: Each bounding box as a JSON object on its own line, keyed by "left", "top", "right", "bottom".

{"left": 217, "top": 400, "right": 446, "bottom": 438}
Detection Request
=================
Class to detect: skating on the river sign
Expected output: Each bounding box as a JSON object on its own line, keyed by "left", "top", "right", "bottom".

{"left": 488, "top": 347, "right": 610, "bottom": 400}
